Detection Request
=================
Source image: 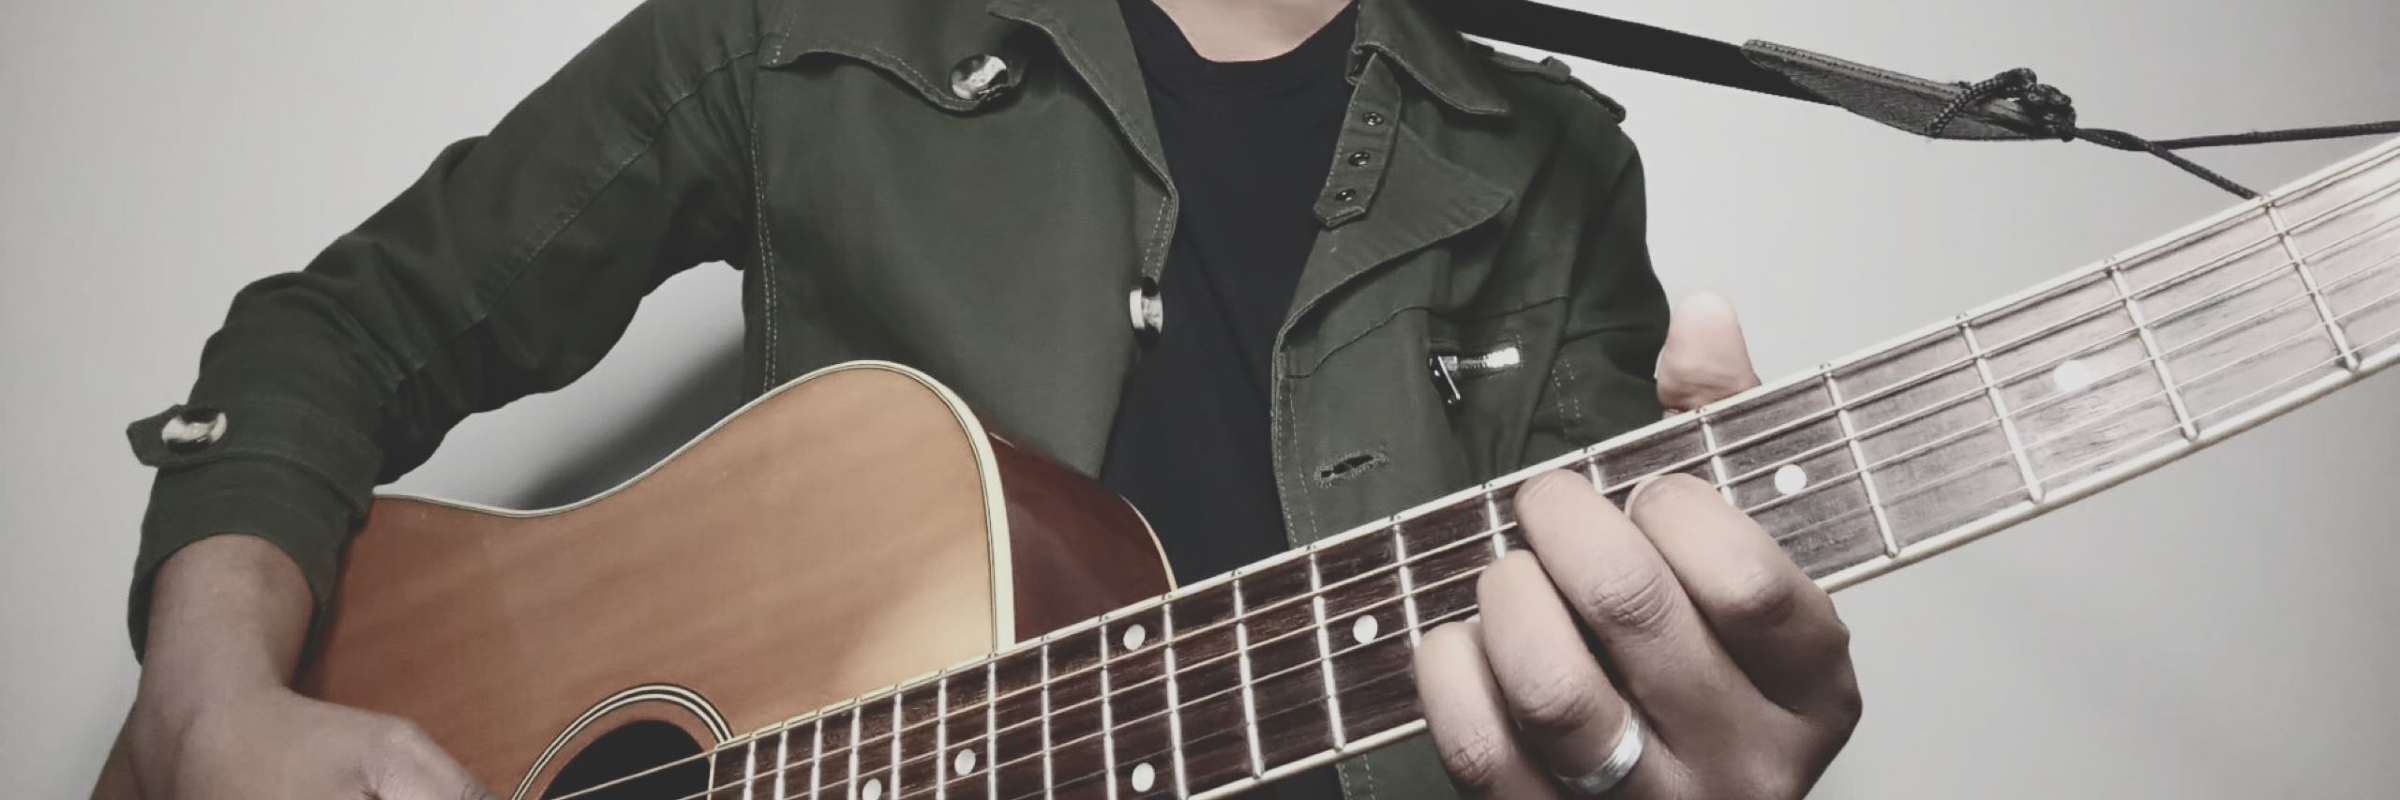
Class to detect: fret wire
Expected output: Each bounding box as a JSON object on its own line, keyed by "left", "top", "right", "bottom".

{"left": 2107, "top": 262, "right": 2201, "bottom": 440}
{"left": 1099, "top": 628, "right": 1119, "bottom": 800}
{"left": 1390, "top": 525, "right": 1424, "bottom": 648}
{"left": 1959, "top": 322, "right": 2046, "bottom": 503}
{"left": 1481, "top": 492, "right": 1505, "bottom": 558}
{"left": 1160, "top": 600, "right": 1190, "bottom": 799}
{"left": 814, "top": 714, "right": 827, "bottom": 800}
{"left": 747, "top": 736, "right": 761, "bottom": 800}
{"left": 849, "top": 703, "right": 864, "bottom": 800}
{"left": 1040, "top": 643, "right": 1054, "bottom": 800}
{"left": 1698, "top": 416, "right": 1737, "bottom": 505}
{"left": 936, "top": 674, "right": 950, "bottom": 800}
{"left": 1230, "top": 579, "right": 1266, "bottom": 776}
{"left": 1821, "top": 373, "right": 1899, "bottom": 557}
{"left": 984, "top": 662, "right": 999, "bottom": 800}
{"left": 1582, "top": 458, "right": 1605, "bottom": 490}
{"left": 2268, "top": 203, "right": 2364, "bottom": 370}
{"left": 1306, "top": 552, "right": 1348, "bottom": 751}
{"left": 891, "top": 693, "right": 904, "bottom": 800}
{"left": 778, "top": 726, "right": 792, "bottom": 800}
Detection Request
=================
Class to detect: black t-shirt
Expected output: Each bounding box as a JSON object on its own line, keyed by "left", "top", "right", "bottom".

{"left": 1100, "top": 2, "right": 1357, "bottom": 799}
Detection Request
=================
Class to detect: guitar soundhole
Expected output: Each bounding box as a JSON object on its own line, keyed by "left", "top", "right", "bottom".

{"left": 541, "top": 720, "right": 708, "bottom": 800}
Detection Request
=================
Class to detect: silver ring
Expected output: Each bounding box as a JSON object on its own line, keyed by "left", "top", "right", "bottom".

{"left": 1558, "top": 713, "right": 1645, "bottom": 796}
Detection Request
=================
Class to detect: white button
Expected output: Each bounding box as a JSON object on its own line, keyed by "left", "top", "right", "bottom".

{"left": 1128, "top": 284, "right": 1164, "bottom": 336}
{"left": 1121, "top": 623, "right": 1147, "bottom": 651}
{"left": 2051, "top": 358, "right": 2096, "bottom": 392}
{"left": 1130, "top": 762, "right": 1157, "bottom": 793}
{"left": 954, "top": 749, "right": 978, "bottom": 776}
{"left": 949, "top": 54, "right": 1011, "bottom": 101}
{"left": 1773, "top": 464, "right": 1809, "bottom": 496}
{"left": 862, "top": 778, "right": 883, "bottom": 800}
{"left": 1352, "top": 614, "right": 1380, "bottom": 645}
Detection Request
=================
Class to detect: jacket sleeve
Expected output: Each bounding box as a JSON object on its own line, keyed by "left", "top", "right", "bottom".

{"left": 1523, "top": 134, "right": 1670, "bottom": 463}
{"left": 120, "top": 0, "right": 767, "bottom": 654}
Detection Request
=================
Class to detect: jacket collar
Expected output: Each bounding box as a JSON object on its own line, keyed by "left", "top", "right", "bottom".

{"left": 760, "top": 0, "right": 1513, "bottom": 119}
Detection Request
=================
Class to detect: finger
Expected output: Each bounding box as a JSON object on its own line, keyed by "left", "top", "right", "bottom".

{"left": 1657, "top": 292, "right": 1761, "bottom": 413}
{"left": 1416, "top": 621, "right": 1565, "bottom": 800}
{"left": 367, "top": 719, "right": 501, "bottom": 800}
{"left": 1628, "top": 474, "right": 1860, "bottom": 721}
{"left": 1511, "top": 471, "right": 1754, "bottom": 735}
{"left": 1476, "top": 552, "right": 1675, "bottom": 798}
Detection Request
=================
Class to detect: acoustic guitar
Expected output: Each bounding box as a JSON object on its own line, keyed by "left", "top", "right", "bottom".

{"left": 101, "top": 136, "right": 2400, "bottom": 800}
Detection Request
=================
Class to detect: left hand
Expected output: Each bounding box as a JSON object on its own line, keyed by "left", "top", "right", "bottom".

{"left": 1414, "top": 293, "right": 1862, "bottom": 799}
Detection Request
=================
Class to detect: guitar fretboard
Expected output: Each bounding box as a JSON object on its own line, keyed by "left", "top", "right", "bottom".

{"left": 692, "top": 138, "right": 2400, "bottom": 800}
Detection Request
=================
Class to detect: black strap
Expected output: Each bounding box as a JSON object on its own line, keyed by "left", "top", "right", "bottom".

{"left": 1435, "top": 0, "right": 2400, "bottom": 200}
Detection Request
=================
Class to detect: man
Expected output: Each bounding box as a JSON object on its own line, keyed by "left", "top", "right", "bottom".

{"left": 103, "top": 0, "right": 1862, "bottom": 798}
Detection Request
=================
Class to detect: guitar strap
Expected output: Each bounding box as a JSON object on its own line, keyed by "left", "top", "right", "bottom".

{"left": 1435, "top": 0, "right": 2400, "bottom": 199}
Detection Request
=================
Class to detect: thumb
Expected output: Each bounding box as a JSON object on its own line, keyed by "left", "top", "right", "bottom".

{"left": 1657, "top": 291, "right": 1762, "bottom": 414}
{"left": 368, "top": 729, "right": 502, "bottom": 800}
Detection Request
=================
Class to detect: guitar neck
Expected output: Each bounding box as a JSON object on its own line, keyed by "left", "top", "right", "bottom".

{"left": 703, "top": 136, "right": 2400, "bottom": 800}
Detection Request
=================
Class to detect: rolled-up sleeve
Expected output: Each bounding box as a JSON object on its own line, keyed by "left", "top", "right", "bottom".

{"left": 122, "top": 0, "right": 769, "bottom": 654}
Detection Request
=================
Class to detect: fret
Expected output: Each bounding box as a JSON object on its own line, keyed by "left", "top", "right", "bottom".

{"left": 834, "top": 704, "right": 861, "bottom": 800}
{"left": 1102, "top": 607, "right": 1177, "bottom": 800}
{"left": 1228, "top": 580, "right": 1265, "bottom": 777}
{"left": 1386, "top": 525, "right": 1424, "bottom": 648}
{"left": 1958, "top": 322, "right": 2045, "bottom": 503}
{"left": 1823, "top": 374, "right": 1899, "bottom": 558}
{"left": 1963, "top": 267, "right": 2190, "bottom": 487}
{"left": 1166, "top": 583, "right": 1250, "bottom": 793}
{"left": 2288, "top": 185, "right": 2400, "bottom": 365}
{"left": 2282, "top": 149, "right": 2400, "bottom": 250}
{"left": 1394, "top": 503, "right": 1489, "bottom": 626}
{"left": 1480, "top": 492, "right": 1506, "bottom": 558}
{"left": 940, "top": 669, "right": 992, "bottom": 800}
{"left": 1036, "top": 645, "right": 1053, "bottom": 800}
{"left": 1238, "top": 559, "right": 1334, "bottom": 771}
{"left": 984, "top": 663, "right": 999, "bottom": 800}
{"left": 1307, "top": 554, "right": 1347, "bottom": 750}
{"left": 1046, "top": 630, "right": 1108, "bottom": 800}
{"left": 881, "top": 694, "right": 903, "bottom": 800}
{"left": 2106, "top": 265, "right": 2200, "bottom": 440}
{"left": 933, "top": 677, "right": 952, "bottom": 800}
{"left": 2268, "top": 204, "right": 2362, "bottom": 369}
{"left": 815, "top": 714, "right": 829, "bottom": 800}
{"left": 1581, "top": 457, "right": 1605, "bottom": 490}
{"left": 1594, "top": 421, "right": 1713, "bottom": 505}
{"left": 1698, "top": 417, "right": 1737, "bottom": 505}
{"left": 1161, "top": 603, "right": 1192, "bottom": 798}
{"left": 778, "top": 727, "right": 793, "bottom": 800}
{"left": 1713, "top": 378, "right": 1883, "bottom": 578}
{"left": 900, "top": 688, "right": 942, "bottom": 800}
{"left": 988, "top": 649, "right": 1046, "bottom": 800}
{"left": 1097, "top": 627, "right": 1118, "bottom": 800}
{"left": 1312, "top": 529, "right": 1414, "bottom": 738}
{"left": 1832, "top": 330, "right": 2026, "bottom": 546}
{"left": 747, "top": 737, "right": 762, "bottom": 800}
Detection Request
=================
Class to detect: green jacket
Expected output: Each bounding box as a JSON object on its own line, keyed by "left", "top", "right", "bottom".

{"left": 122, "top": 0, "right": 1667, "bottom": 796}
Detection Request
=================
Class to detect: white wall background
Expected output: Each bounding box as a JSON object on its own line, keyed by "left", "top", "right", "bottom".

{"left": 4, "top": 0, "right": 2396, "bottom": 797}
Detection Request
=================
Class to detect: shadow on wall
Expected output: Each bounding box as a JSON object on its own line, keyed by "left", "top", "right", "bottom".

{"left": 503, "top": 336, "right": 747, "bottom": 511}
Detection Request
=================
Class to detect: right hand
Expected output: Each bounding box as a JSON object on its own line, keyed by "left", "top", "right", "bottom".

{"left": 123, "top": 683, "right": 499, "bottom": 800}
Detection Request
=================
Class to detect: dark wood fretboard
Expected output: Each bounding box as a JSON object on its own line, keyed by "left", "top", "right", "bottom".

{"left": 693, "top": 137, "right": 2400, "bottom": 800}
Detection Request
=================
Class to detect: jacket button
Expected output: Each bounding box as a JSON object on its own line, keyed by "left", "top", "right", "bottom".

{"left": 1346, "top": 151, "right": 1371, "bottom": 167}
{"left": 1362, "top": 111, "right": 1386, "bottom": 126}
{"left": 160, "top": 407, "right": 228, "bottom": 453}
{"left": 1128, "top": 279, "right": 1164, "bottom": 338}
{"left": 949, "top": 54, "right": 1012, "bottom": 102}
{"left": 1333, "top": 188, "right": 1358, "bottom": 203}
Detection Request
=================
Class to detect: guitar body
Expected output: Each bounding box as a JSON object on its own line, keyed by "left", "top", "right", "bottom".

{"left": 297, "top": 362, "right": 1173, "bottom": 800}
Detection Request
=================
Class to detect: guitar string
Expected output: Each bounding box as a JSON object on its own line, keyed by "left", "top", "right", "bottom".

{"left": 532, "top": 236, "right": 2397, "bottom": 800}
{"left": 902, "top": 316, "right": 2400, "bottom": 800}
{"left": 701, "top": 290, "right": 2400, "bottom": 800}
{"left": 795, "top": 288, "right": 2400, "bottom": 800}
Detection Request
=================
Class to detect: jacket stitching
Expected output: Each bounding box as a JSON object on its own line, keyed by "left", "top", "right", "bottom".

{"left": 1549, "top": 332, "right": 1585, "bottom": 443}
{"left": 748, "top": 70, "right": 779, "bottom": 390}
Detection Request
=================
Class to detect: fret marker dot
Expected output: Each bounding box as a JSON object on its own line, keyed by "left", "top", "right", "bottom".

{"left": 862, "top": 778, "right": 883, "bottom": 800}
{"left": 2052, "top": 359, "right": 2096, "bottom": 392}
{"left": 1122, "top": 623, "right": 1147, "bottom": 651}
{"left": 1773, "top": 464, "right": 1809, "bottom": 496}
{"left": 954, "top": 749, "right": 977, "bottom": 776}
{"left": 1130, "top": 762, "right": 1157, "bottom": 793}
{"left": 1352, "top": 613, "right": 1380, "bottom": 645}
